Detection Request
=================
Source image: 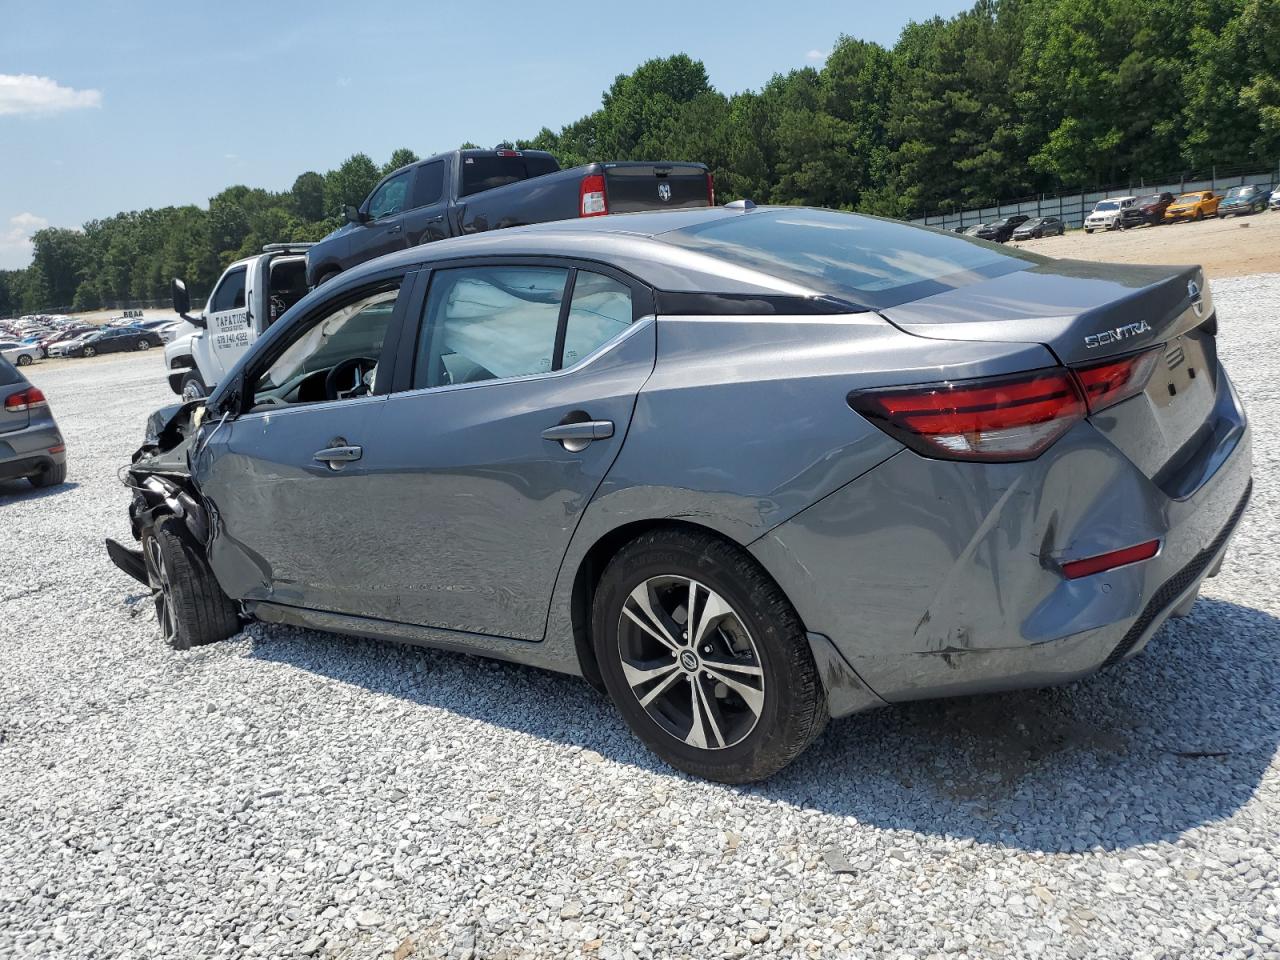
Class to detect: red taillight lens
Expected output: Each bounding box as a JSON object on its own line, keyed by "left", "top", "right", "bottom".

{"left": 1072, "top": 347, "right": 1161, "bottom": 414}
{"left": 848, "top": 369, "right": 1086, "bottom": 462}
{"left": 1061, "top": 540, "right": 1160, "bottom": 579}
{"left": 495, "top": 148, "right": 521, "bottom": 157}
{"left": 579, "top": 173, "right": 607, "bottom": 217}
{"left": 4, "top": 387, "right": 47, "bottom": 412}
{"left": 707, "top": 172, "right": 716, "bottom": 207}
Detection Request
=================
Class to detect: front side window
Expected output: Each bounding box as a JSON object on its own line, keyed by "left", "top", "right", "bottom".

{"left": 251, "top": 286, "right": 399, "bottom": 408}
{"left": 368, "top": 173, "right": 410, "bottom": 220}
{"left": 562, "top": 272, "right": 633, "bottom": 368}
{"left": 210, "top": 267, "right": 247, "bottom": 312}
{"left": 416, "top": 267, "right": 567, "bottom": 388}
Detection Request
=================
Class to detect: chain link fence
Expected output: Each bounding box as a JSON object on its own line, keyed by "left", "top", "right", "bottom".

{"left": 913, "top": 160, "right": 1280, "bottom": 232}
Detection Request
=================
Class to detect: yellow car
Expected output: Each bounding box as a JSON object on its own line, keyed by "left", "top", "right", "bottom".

{"left": 1164, "top": 190, "right": 1222, "bottom": 222}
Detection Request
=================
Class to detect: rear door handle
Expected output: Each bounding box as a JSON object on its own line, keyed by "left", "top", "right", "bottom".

{"left": 314, "top": 444, "right": 362, "bottom": 467}
{"left": 541, "top": 420, "right": 614, "bottom": 443}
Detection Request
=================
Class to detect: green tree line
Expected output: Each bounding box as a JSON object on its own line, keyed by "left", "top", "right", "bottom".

{"left": 3, "top": 0, "right": 1276, "bottom": 316}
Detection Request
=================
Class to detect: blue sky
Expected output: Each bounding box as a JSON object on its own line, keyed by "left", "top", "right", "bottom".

{"left": 0, "top": 0, "right": 968, "bottom": 269}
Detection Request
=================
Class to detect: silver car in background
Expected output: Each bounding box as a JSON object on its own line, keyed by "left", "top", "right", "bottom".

{"left": 111, "top": 206, "right": 1251, "bottom": 782}
{"left": 0, "top": 355, "right": 67, "bottom": 489}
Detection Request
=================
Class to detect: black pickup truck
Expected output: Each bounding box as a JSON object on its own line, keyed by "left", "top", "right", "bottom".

{"left": 306, "top": 148, "right": 714, "bottom": 286}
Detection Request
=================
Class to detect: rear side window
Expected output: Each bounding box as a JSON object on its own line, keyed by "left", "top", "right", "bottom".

{"left": 562, "top": 272, "right": 633, "bottom": 368}
{"left": 662, "top": 208, "right": 1041, "bottom": 309}
{"left": 412, "top": 160, "right": 445, "bottom": 207}
{"left": 0, "top": 356, "right": 21, "bottom": 386}
{"left": 416, "top": 267, "right": 568, "bottom": 387}
{"left": 460, "top": 154, "right": 552, "bottom": 197}
{"left": 210, "top": 267, "right": 247, "bottom": 312}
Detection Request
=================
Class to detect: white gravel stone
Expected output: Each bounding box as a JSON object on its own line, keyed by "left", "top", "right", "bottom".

{"left": 1, "top": 275, "right": 1278, "bottom": 958}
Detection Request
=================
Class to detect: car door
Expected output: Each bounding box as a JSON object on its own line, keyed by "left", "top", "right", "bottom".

{"left": 196, "top": 274, "right": 416, "bottom": 614}
{"left": 350, "top": 261, "right": 656, "bottom": 639}
{"left": 349, "top": 171, "right": 414, "bottom": 267}
{"left": 401, "top": 159, "right": 450, "bottom": 247}
{"left": 206, "top": 264, "right": 251, "bottom": 382}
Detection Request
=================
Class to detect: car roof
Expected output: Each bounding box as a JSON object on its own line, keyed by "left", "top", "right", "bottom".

{"left": 332, "top": 207, "right": 826, "bottom": 299}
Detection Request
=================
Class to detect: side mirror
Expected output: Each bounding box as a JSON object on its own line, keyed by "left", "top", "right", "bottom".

{"left": 172, "top": 278, "right": 206, "bottom": 328}
{"left": 344, "top": 204, "right": 367, "bottom": 225}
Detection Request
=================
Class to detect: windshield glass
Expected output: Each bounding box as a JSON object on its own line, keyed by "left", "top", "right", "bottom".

{"left": 1094, "top": 200, "right": 1120, "bottom": 211}
{"left": 1136, "top": 196, "right": 1160, "bottom": 205}
{"left": 1177, "top": 193, "right": 1202, "bottom": 202}
{"left": 661, "top": 208, "right": 1041, "bottom": 309}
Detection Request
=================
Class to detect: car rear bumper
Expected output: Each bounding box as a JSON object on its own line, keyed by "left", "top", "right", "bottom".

{"left": 750, "top": 362, "right": 1252, "bottom": 710}
{"left": 0, "top": 421, "right": 66, "bottom": 481}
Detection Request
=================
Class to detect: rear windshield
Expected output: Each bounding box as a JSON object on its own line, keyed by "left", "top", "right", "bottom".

{"left": 0, "top": 356, "right": 22, "bottom": 386}
{"left": 460, "top": 153, "right": 559, "bottom": 198}
{"left": 660, "top": 207, "right": 1040, "bottom": 309}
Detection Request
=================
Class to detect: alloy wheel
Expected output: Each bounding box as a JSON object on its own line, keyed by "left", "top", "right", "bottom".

{"left": 616, "top": 575, "right": 765, "bottom": 750}
{"left": 144, "top": 536, "right": 178, "bottom": 645}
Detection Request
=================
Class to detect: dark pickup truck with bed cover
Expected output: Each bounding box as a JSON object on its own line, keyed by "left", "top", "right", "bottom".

{"left": 306, "top": 148, "right": 714, "bottom": 286}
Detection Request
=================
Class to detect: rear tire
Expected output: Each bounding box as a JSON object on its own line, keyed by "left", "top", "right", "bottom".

{"left": 317, "top": 269, "right": 341, "bottom": 286}
{"left": 15, "top": 354, "right": 32, "bottom": 366}
{"left": 136, "top": 339, "right": 151, "bottom": 351}
{"left": 83, "top": 346, "right": 96, "bottom": 357}
{"left": 141, "top": 516, "right": 239, "bottom": 651}
{"left": 29, "top": 462, "right": 66, "bottom": 488}
{"left": 592, "top": 527, "right": 827, "bottom": 783}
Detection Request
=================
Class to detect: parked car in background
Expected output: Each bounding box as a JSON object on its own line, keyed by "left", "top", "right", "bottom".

{"left": 158, "top": 320, "right": 188, "bottom": 343}
{"left": 0, "top": 353, "right": 66, "bottom": 488}
{"left": 963, "top": 223, "right": 987, "bottom": 236}
{"left": 1119, "top": 192, "right": 1176, "bottom": 228}
{"left": 1084, "top": 196, "right": 1137, "bottom": 232}
{"left": 1011, "top": 216, "right": 1064, "bottom": 240}
{"left": 0, "top": 340, "right": 38, "bottom": 367}
{"left": 109, "top": 205, "right": 1249, "bottom": 783}
{"left": 974, "top": 215, "right": 1030, "bottom": 242}
{"left": 305, "top": 147, "right": 714, "bottom": 286}
{"left": 1217, "top": 184, "right": 1270, "bottom": 217}
{"left": 1165, "top": 191, "right": 1221, "bottom": 222}
{"left": 37, "top": 325, "right": 94, "bottom": 358}
{"left": 48, "top": 331, "right": 97, "bottom": 358}
{"left": 63, "top": 325, "right": 162, "bottom": 357}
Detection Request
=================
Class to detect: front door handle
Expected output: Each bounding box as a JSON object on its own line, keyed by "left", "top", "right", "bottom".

{"left": 388, "top": 224, "right": 403, "bottom": 234}
{"left": 314, "top": 444, "right": 363, "bottom": 469}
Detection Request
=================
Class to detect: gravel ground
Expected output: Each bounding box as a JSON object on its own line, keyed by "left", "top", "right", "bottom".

{"left": 1, "top": 275, "right": 1278, "bottom": 960}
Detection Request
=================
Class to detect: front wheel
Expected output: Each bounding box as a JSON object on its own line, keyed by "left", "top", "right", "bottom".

{"left": 82, "top": 346, "right": 96, "bottom": 357}
{"left": 1195, "top": 209, "right": 1204, "bottom": 221}
{"left": 29, "top": 461, "right": 66, "bottom": 488}
{"left": 142, "top": 517, "right": 240, "bottom": 651}
{"left": 179, "top": 371, "right": 207, "bottom": 401}
{"left": 593, "top": 528, "right": 827, "bottom": 783}
{"left": 1085, "top": 228, "right": 1093, "bottom": 234}
{"left": 136, "top": 339, "right": 152, "bottom": 351}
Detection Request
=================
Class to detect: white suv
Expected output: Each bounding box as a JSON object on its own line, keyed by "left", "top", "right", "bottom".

{"left": 1084, "top": 196, "right": 1137, "bottom": 233}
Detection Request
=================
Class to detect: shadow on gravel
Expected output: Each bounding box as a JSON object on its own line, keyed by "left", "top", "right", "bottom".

{"left": 0, "top": 479, "right": 79, "bottom": 503}
{"left": 248, "top": 595, "right": 1278, "bottom": 853}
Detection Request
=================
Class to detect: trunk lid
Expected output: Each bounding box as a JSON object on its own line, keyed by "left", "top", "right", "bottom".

{"left": 604, "top": 163, "right": 710, "bottom": 214}
{"left": 879, "top": 259, "right": 1221, "bottom": 483}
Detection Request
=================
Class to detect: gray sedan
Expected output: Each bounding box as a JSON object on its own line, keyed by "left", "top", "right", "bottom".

{"left": 109, "top": 205, "right": 1251, "bottom": 782}
{"left": 0, "top": 355, "right": 67, "bottom": 488}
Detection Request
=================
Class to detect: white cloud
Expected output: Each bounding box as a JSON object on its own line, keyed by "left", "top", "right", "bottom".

{"left": 0, "top": 74, "right": 102, "bottom": 117}
{"left": 0, "top": 212, "right": 49, "bottom": 270}
{"left": 806, "top": 49, "right": 828, "bottom": 62}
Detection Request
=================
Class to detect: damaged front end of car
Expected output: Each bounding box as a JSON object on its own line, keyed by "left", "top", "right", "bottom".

{"left": 105, "top": 399, "right": 216, "bottom": 585}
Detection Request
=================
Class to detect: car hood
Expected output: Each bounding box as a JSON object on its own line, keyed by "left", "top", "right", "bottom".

{"left": 879, "top": 258, "right": 1205, "bottom": 366}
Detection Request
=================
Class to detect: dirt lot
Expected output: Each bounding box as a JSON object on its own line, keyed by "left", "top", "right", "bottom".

{"left": 1015, "top": 209, "right": 1280, "bottom": 279}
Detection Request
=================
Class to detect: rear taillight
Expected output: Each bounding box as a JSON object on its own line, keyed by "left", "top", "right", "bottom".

{"left": 495, "top": 148, "right": 522, "bottom": 157}
{"left": 849, "top": 369, "right": 1086, "bottom": 463}
{"left": 1072, "top": 347, "right": 1161, "bottom": 414}
{"left": 579, "top": 173, "right": 607, "bottom": 217}
{"left": 707, "top": 172, "right": 716, "bottom": 207}
{"left": 4, "top": 386, "right": 47, "bottom": 412}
